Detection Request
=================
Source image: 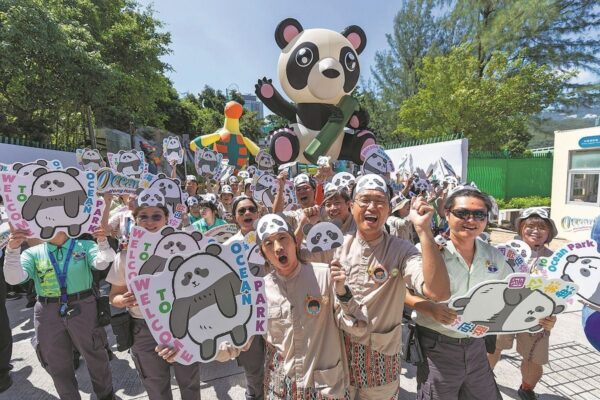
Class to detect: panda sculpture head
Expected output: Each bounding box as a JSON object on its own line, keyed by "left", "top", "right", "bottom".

{"left": 275, "top": 18, "right": 366, "bottom": 105}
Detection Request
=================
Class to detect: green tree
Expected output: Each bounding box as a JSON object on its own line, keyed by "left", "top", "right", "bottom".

{"left": 439, "top": 0, "right": 600, "bottom": 105}
{"left": 368, "top": 0, "right": 448, "bottom": 140}
{"left": 397, "top": 47, "right": 568, "bottom": 152}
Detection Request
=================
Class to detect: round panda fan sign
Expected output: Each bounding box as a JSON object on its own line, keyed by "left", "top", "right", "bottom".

{"left": 0, "top": 165, "right": 104, "bottom": 240}
{"left": 444, "top": 273, "right": 577, "bottom": 337}
{"left": 128, "top": 232, "right": 268, "bottom": 364}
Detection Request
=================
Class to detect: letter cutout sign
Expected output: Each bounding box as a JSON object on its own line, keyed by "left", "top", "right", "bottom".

{"left": 129, "top": 240, "right": 268, "bottom": 364}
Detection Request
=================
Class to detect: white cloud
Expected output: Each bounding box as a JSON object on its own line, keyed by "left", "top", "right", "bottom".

{"left": 569, "top": 69, "right": 599, "bottom": 84}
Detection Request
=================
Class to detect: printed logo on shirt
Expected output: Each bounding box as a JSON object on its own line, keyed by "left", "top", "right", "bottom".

{"left": 305, "top": 295, "right": 322, "bottom": 316}
{"left": 72, "top": 251, "right": 87, "bottom": 261}
{"left": 486, "top": 260, "right": 498, "bottom": 273}
{"left": 369, "top": 265, "right": 389, "bottom": 284}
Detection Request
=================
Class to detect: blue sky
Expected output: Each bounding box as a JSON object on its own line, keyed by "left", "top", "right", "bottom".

{"left": 137, "top": 0, "right": 400, "bottom": 96}
{"left": 138, "top": 0, "right": 596, "bottom": 98}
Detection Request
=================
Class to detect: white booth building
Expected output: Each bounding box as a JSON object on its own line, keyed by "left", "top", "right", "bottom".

{"left": 551, "top": 127, "right": 600, "bottom": 241}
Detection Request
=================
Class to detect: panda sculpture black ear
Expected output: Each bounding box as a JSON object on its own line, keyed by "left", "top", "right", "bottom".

{"left": 275, "top": 18, "right": 303, "bottom": 49}
{"left": 341, "top": 25, "right": 367, "bottom": 54}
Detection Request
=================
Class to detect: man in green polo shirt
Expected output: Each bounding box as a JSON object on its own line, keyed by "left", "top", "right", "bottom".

{"left": 4, "top": 228, "right": 116, "bottom": 400}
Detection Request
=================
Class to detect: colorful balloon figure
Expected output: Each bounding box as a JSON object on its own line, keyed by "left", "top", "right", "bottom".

{"left": 190, "top": 101, "right": 260, "bottom": 169}
{"left": 582, "top": 304, "right": 600, "bottom": 351}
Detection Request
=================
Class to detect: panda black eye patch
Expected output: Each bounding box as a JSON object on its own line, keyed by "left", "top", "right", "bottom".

{"left": 286, "top": 42, "right": 319, "bottom": 90}
{"left": 52, "top": 180, "right": 65, "bottom": 187}
{"left": 194, "top": 267, "right": 208, "bottom": 277}
{"left": 339, "top": 46, "right": 360, "bottom": 92}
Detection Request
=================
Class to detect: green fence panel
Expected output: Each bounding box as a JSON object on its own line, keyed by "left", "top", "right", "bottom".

{"left": 467, "top": 157, "right": 553, "bottom": 200}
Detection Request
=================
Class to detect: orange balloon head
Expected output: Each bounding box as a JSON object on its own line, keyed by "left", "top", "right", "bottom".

{"left": 224, "top": 101, "right": 243, "bottom": 119}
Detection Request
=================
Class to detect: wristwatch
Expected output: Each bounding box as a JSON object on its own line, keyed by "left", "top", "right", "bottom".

{"left": 336, "top": 285, "right": 353, "bottom": 303}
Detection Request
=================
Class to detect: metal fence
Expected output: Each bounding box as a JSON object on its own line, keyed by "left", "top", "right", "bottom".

{"left": 467, "top": 154, "right": 553, "bottom": 200}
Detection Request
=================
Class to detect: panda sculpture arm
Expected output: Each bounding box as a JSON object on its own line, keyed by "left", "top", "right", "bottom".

{"left": 255, "top": 77, "right": 297, "bottom": 122}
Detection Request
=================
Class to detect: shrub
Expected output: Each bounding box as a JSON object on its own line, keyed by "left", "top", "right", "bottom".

{"left": 496, "top": 196, "right": 551, "bottom": 209}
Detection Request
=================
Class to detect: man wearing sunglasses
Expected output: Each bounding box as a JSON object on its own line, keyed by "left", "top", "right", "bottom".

{"left": 411, "top": 186, "right": 513, "bottom": 399}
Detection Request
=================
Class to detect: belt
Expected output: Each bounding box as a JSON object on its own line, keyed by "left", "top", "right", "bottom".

{"left": 37, "top": 290, "right": 94, "bottom": 304}
{"left": 417, "top": 325, "right": 476, "bottom": 345}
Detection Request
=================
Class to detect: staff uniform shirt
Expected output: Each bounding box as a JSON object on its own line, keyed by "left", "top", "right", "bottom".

{"left": 333, "top": 231, "right": 425, "bottom": 356}
{"left": 3, "top": 239, "right": 115, "bottom": 296}
{"left": 264, "top": 262, "right": 368, "bottom": 398}
{"left": 415, "top": 239, "right": 512, "bottom": 338}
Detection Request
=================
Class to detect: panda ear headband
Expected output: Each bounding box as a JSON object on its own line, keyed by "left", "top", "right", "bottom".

{"left": 353, "top": 174, "right": 389, "bottom": 199}
{"left": 254, "top": 214, "right": 293, "bottom": 245}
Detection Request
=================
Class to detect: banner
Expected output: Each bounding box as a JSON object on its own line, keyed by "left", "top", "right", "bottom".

{"left": 385, "top": 139, "right": 468, "bottom": 180}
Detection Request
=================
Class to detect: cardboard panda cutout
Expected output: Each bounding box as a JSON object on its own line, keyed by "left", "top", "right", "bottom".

{"left": 76, "top": 148, "right": 104, "bottom": 171}
{"left": 21, "top": 168, "right": 90, "bottom": 239}
{"left": 163, "top": 136, "right": 184, "bottom": 164}
{"left": 139, "top": 227, "right": 207, "bottom": 276}
{"left": 168, "top": 244, "right": 253, "bottom": 360}
{"left": 562, "top": 254, "right": 600, "bottom": 307}
{"left": 255, "top": 18, "right": 376, "bottom": 165}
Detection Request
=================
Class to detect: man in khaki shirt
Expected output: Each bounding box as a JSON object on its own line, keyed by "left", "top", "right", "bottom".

{"left": 334, "top": 174, "right": 450, "bottom": 399}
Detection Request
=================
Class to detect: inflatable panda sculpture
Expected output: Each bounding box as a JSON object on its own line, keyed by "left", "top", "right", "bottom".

{"left": 255, "top": 18, "right": 376, "bottom": 165}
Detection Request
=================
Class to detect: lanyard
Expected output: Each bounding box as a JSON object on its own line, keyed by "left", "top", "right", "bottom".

{"left": 47, "top": 240, "right": 77, "bottom": 303}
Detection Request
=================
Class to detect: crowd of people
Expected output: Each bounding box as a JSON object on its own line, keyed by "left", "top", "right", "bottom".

{"left": 0, "top": 159, "right": 565, "bottom": 400}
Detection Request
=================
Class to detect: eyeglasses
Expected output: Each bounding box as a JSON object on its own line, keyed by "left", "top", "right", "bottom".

{"left": 136, "top": 214, "right": 165, "bottom": 222}
{"left": 355, "top": 197, "right": 388, "bottom": 208}
{"left": 523, "top": 225, "right": 549, "bottom": 233}
{"left": 237, "top": 206, "right": 257, "bottom": 215}
{"left": 449, "top": 208, "right": 488, "bottom": 221}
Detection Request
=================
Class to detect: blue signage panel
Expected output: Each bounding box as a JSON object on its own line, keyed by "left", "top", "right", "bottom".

{"left": 579, "top": 135, "right": 600, "bottom": 148}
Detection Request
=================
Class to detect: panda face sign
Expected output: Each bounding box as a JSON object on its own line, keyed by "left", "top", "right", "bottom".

{"left": 138, "top": 189, "right": 164, "bottom": 207}
{"left": 362, "top": 153, "right": 391, "bottom": 176}
{"left": 501, "top": 289, "right": 557, "bottom": 332}
{"left": 304, "top": 222, "right": 343, "bottom": 252}
{"left": 332, "top": 172, "right": 355, "bottom": 189}
{"left": 413, "top": 179, "right": 430, "bottom": 194}
{"left": 163, "top": 136, "right": 183, "bottom": 163}
{"left": 11, "top": 160, "right": 50, "bottom": 176}
{"left": 275, "top": 18, "right": 366, "bottom": 104}
{"left": 562, "top": 255, "right": 600, "bottom": 306}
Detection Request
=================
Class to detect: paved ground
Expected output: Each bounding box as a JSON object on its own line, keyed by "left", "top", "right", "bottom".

{"left": 2, "top": 229, "right": 598, "bottom": 400}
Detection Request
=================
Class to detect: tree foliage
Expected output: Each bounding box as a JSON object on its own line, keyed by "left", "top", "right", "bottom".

{"left": 0, "top": 0, "right": 172, "bottom": 146}
{"left": 397, "top": 47, "right": 569, "bottom": 152}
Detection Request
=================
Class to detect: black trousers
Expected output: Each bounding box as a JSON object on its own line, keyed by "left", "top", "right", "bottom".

{"left": 0, "top": 262, "right": 13, "bottom": 377}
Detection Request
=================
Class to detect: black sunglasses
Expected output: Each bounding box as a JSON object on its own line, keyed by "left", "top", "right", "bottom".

{"left": 136, "top": 213, "right": 165, "bottom": 222}
{"left": 237, "top": 206, "right": 258, "bottom": 215}
{"left": 449, "top": 208, "right": 488, "bottom": 221}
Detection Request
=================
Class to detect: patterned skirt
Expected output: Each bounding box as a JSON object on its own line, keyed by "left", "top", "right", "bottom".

{"left": 264, "top": 343, "right": 351, "bottom": 400}
{"left": 343, "top": 334, "right": 402, "bottom": 388}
